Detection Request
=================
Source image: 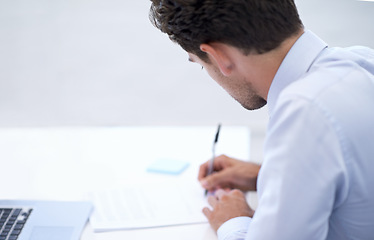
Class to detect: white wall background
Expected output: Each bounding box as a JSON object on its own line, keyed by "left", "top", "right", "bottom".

{"left": 0, "top": 0, "right": 373, "bottom": 128}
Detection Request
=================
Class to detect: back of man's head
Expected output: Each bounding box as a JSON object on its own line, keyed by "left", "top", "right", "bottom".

{"left": 149, "top": 0, "right": 304, "bottom": 62}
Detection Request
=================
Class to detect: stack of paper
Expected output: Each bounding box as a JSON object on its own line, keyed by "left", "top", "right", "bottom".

{"left": 89, "top": 183, "right": 208, "bottom": 232}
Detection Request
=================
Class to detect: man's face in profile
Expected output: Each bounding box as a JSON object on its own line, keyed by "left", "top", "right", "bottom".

{"left": 188, "top": 52, "right": 266, "bottom": 111}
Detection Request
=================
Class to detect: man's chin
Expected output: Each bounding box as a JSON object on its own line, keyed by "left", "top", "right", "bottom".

{"left": 240, "top": 99, "right": 267, "bottom": 111}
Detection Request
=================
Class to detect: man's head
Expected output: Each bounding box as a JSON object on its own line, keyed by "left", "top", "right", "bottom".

{"left": 149, "top": 0, "right": 304, "bottom": 110}
{"left": 149, "top": 0, "right": 303, "bottom": 62}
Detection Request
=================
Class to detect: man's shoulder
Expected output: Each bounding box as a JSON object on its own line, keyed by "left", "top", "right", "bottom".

{"left": 280, "top": 45, "right": 374, "bottom": 103}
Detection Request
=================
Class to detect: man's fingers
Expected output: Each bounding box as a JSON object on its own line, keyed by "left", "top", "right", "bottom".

{"left": 200, "top": 170, "right": 232, "bottom": 190}
{"left": 207, "top": 195, "right": 218, "bottom": 208}
{"left": 198, "top": 155, "right": 231, "bottom": 182}
{"left": 202, "top": 207, "right": 212, "bottom": 219}
{"left": 198, "top": 161, "right": 209, "bottom": 181}
{"left": 215, "top": 189, "right": 227, "bottom": 200}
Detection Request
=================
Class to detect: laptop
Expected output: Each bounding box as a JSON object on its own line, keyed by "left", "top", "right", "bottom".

{"left": 0, "top": 200, "right": 92, "bottom": 240}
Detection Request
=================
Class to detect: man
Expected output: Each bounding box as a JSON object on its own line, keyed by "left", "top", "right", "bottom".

{"left": 149, "top": 0, "right": 374, "bottom": 239}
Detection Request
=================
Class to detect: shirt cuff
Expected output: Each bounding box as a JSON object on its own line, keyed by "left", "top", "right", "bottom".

{"left": 217, "top": 216, "right": 252, "bottom": 240}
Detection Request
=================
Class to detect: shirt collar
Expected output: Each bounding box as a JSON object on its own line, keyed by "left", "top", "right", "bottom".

{"left": 267, "top": 30, "right": 328, "bottom": 117}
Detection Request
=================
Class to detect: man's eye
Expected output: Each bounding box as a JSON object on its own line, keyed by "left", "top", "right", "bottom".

{"left": 201, "top": 66, "right": 204, "bottom": 70}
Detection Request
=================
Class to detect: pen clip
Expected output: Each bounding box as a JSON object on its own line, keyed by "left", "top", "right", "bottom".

{"left": 214, "top": 124, "right": 221, "bottom": 144}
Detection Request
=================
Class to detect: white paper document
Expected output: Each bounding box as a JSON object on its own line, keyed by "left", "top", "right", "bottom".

{"left": 89, "top": 183, "right": 208, "bottom": 232}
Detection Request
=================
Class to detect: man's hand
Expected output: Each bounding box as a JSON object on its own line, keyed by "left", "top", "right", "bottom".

{"left": 203, "top": 189, "right": 254, "bottom": 232}
{"left": 198, "top": 155, "right": 261, "bottom": 192}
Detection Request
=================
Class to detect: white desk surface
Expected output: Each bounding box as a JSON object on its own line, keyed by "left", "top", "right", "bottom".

{"left": 0, "top": 126, "right": 257, "bottom": 240}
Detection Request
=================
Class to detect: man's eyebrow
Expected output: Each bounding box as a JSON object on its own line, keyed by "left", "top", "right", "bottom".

{"left": 188, "top": 57, "right": 194, "bottom": 62}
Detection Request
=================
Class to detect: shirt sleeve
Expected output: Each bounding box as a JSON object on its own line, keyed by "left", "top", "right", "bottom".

{"left": 229, "top": 96, "right": 349, "bottom": 240}
{"left": 217, "top": 217, "right": 252, "bottom": 240}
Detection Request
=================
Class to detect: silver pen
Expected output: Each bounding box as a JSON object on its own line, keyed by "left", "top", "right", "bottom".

{"left": 205, "top": 123, "right": 221, "bottom": 196}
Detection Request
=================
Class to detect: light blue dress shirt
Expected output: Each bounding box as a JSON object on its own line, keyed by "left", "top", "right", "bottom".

{"left": 217, "top": 30, "right": 374, "bottom": 240}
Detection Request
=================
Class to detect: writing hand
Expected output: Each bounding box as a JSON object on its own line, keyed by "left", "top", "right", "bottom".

{"left": 198, "top": 155, "right": 261, "bottom": 192}
{"left": 203, "top": 189, "right": 254, "bottom": 232}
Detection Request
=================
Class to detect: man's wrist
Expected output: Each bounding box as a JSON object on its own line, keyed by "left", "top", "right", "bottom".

{"left": 217, "top": 216, "right": 252, "bottom": 240}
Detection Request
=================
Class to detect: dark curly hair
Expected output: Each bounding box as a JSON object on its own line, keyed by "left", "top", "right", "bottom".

{"left": 149, "top": 0, "right": 303, "bottom": 62}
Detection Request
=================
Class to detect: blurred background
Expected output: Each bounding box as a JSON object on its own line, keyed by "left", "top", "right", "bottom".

{"left": 0, "top": 0, "right": 373, "bottom": 129}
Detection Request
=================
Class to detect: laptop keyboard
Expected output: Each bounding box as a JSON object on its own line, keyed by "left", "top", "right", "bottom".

{"left": 0, "top": 208, "right": 32, "bottom": 240}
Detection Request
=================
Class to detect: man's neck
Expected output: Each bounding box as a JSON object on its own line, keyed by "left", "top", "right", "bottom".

{"left": 241, "top": 29, "right": 305, "bottom": 100}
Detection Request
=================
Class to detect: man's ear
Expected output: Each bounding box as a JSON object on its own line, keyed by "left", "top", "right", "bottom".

{"left": 200, "top": 43, "right": 233, "bottom": 76}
